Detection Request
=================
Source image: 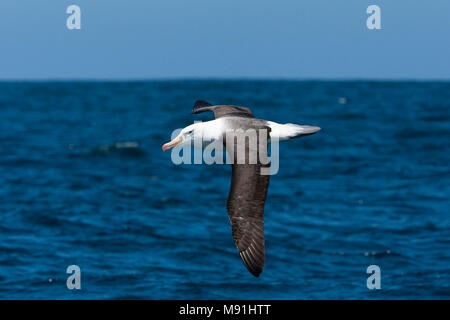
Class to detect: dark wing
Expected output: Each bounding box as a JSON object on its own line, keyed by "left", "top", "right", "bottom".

{"left": 227, "top": 164, "right": 269, "bottom": 277}
{"left": 192, "top": 100, "right": 255, "bottom": 119}
{"left": 225, "top": 126, "right": 270, "bottom": 277}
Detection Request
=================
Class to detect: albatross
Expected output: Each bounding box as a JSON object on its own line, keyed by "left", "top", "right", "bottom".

{"left": 162, "top": 100, "right": 320, "bottom": 277}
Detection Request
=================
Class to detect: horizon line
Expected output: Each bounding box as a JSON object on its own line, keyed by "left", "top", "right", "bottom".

{"left": 0, "top": 76, "right": 449, "bottom": 83}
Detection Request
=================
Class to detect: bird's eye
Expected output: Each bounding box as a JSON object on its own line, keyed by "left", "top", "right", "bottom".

{"left": 187, "top": 130, "right": 194, "bottom": 134}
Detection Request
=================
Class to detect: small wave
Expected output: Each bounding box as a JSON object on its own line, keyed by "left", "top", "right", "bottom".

{"left": 69, "top": 141, "right": 146, "bottom": 158}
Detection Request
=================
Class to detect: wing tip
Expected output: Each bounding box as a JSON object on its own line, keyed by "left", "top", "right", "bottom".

{"left": 192, "top": 100, "right": 213, "bottom": 113}
{"left": 240, "top": 251, "right": 265, "bottom": 278}
{"left": 250, "top": 269, "right": 263, "bottom": 277}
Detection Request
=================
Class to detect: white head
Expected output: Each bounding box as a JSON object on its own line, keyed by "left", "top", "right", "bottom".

{"left": 162, "top": 121, "right": 221, "bottom": 152}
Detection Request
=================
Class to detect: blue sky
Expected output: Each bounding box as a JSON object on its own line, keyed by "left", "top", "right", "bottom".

{"left": 0, "top": 0, "right": 449, "bottom": 79}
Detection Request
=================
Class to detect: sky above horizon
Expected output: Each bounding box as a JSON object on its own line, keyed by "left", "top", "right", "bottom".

{"left": 0, "top": 0, "right": 449, "bottom": 80}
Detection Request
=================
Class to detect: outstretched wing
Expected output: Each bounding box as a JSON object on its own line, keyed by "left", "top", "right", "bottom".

{"left": 227, "top": 163, "right": 269, "bottom": 277}
{"left": 225, "top": 125, "right": 271, "bottom": 277}
{"left": 192, "top": 100, "right": 254, "bottom": 119}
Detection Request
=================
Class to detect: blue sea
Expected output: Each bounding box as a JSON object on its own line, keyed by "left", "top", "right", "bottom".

{"left": 0, "top": 80, "right": 448, "bottom": 299}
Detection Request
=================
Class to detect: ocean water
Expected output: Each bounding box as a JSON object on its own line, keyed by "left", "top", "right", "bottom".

{"left": 0, "top": 80, "right": 449, "bottom": 299}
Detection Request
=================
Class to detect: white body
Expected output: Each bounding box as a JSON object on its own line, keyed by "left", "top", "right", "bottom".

{"left": 179, "top": 118, "right": 320, "bottom": 146}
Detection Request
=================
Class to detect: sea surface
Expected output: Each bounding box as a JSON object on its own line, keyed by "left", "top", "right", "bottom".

{"left": 0, "top": 80, "right": 449, "bottom": 299}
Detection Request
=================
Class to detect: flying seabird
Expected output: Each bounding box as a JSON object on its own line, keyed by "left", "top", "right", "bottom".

{"left": 162, "top": 100, "right": 320, "bottom": 277}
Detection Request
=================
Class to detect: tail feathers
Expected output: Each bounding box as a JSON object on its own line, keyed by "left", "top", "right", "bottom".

{"left": 268, "top": 122, "right": 321, "bottom": 141}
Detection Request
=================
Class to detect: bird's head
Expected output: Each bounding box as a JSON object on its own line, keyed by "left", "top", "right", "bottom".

{"left": 162, "top": 122, "right": 211, "bottom": 152}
